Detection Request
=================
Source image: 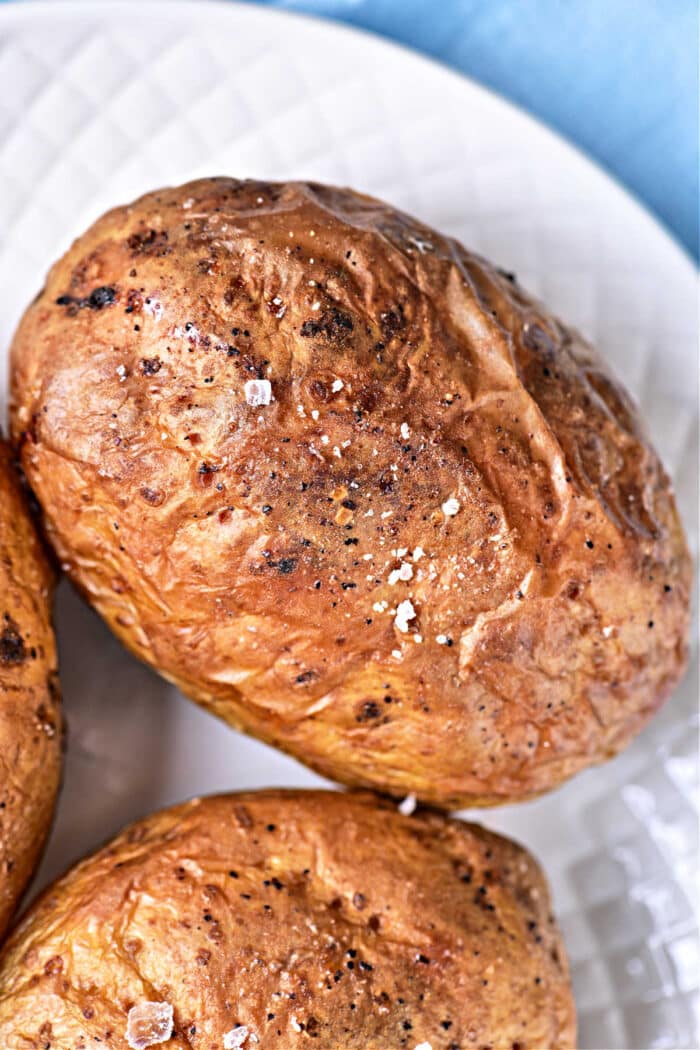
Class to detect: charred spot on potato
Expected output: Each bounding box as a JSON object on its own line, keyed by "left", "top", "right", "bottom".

{"left": 379, "top": 306, "right": 405, "bottom": 340}
{"left": 356, "top": 700, "right": 381, "bottom": 723}
{"left": 0, "top": 616, "right": 25, "bottom": 665}
{"left": 197, "top": 463, "right": 220, "bottom": 487}
{"left": 55, "top": 285, "right": 116, "bottom": 312}
{"left": 310, "top": 379, "right": 329, "bottom": 402}
{"left": 126, "top": 228, "right": 170, "bottom": 255}
{"left": 140, "top": 357, "right": 162, "bottom": 375}
{"left": 300, "top": 307, "right": 354, "bottom": 343}
{"left": 273, "top": 557, "right": 297, "bottom": 575}
{"left": 89, "top": 286, "right": 116, "bottom": 309}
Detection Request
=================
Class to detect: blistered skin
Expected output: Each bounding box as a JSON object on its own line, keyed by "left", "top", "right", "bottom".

{"left": 10, "top": 178, "right": 691, "bottom": 806}
{"left": 0, "top": 439, "right": 61, "bottom": 938}
{"left": 0, "top": 790, "right": 576, "bottom": 1048}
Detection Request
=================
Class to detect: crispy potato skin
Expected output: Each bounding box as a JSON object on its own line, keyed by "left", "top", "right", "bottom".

{"left": 0, "top": 790, "right": 576, "bottom": 1048}
{"left": 0, "top": 439, "right": 61, "bottom": 939}
{"left": 10, "top": 178, "right": 691, "bottom": 806}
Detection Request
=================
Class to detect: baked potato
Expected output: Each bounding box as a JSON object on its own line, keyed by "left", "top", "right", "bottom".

{"left": 0, "top": 789, "right": 576, "bottom": 1048}
{"left": 10, "top": 178, "right": 691, "bottom": 806}
{"left": 0, "top": 438, "right": 61, "bottom": 939}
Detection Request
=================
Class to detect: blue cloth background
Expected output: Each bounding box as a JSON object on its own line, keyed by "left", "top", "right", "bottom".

{"left": 252, "top": 0, "right": 699, "bottom": 261}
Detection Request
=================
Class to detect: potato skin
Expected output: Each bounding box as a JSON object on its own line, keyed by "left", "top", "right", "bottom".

{"left": 0, "top": 789, "right": 576, "bottom": 1048}
{"left": 0, "top": 439, "right": 61, "bottom": 939}
{"left": 10, "top": 178, "right": 691, "bottom": 806}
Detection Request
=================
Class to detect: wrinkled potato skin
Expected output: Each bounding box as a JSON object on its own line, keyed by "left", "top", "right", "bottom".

{"left": 0, "top": 439, "right": 61, "bottom": 938}
{"left": 0, "top": 790, "right": 576, "bottom": 1048}
{"left": 10, "top": 178, "right": 691, "bottom": 806}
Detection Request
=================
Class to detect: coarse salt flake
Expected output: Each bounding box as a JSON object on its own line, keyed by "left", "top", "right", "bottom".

{"left": 331, "top": 378, "right": 344, "bottom": 392}
{"left": 394, "top": 599, "right": 416, "bottom": 633}
{"left": 244, "top": 379, "right": 272, "bottom": 407}
{"left": 388, "top": 562, "right": 414, "bottom": 585}
{"left": 413, "top": 546, "right": 425, "bottom": 562}
{"left": 399, "top": 793, "right": 417, "bottom": 816}
{"left": 126, "top": 1001, "right": 173, "bottom": 1049}
{"left": 436, "top": 634, "right": 449, "bottom": 645}
{"left": 414, "top": 1044, "right": 433, "bottom": 1050}
{"left": 400, "top": 422, "right": 410, "bottom": 440}
{"left": 442, "top": 497, "right": 460, "bottom": 517}
{"left": 224, "top": 1027, "right": 258, "bottom": 1049}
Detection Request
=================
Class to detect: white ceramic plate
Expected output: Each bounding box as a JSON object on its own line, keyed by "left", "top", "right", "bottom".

{"left": 0, "top": 3, "right": 697, "bottom": 1046}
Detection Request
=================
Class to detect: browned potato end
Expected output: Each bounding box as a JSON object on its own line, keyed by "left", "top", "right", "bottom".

{"left": 0, "top": 439, "right": 61, "bottom": 938}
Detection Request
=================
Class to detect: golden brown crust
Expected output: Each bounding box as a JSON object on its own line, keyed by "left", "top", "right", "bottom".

{"left": 10, "top": 177, "right": 691, "bottom": 806}
{"left": 0, "top": 438, "right": 61, "bottom": 938}
{"left": 0, "top": 790, "right": 576, "bottom": 1048}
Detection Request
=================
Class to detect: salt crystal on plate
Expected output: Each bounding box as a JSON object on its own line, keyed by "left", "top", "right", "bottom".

{"left": 125, "top": 1001, "right": 173, "bottom": 1049}
{"left": 244, "top": 379, "right": 272, "bottom": 407}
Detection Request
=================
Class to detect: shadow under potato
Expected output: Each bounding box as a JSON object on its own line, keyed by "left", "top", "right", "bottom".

{"left": 27, "top": 579, "right": 176, "bottom": 900}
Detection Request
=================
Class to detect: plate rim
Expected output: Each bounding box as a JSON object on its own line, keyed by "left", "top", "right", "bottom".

{"left": 1, "top": 0, "right": 697, "bottom": 288}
